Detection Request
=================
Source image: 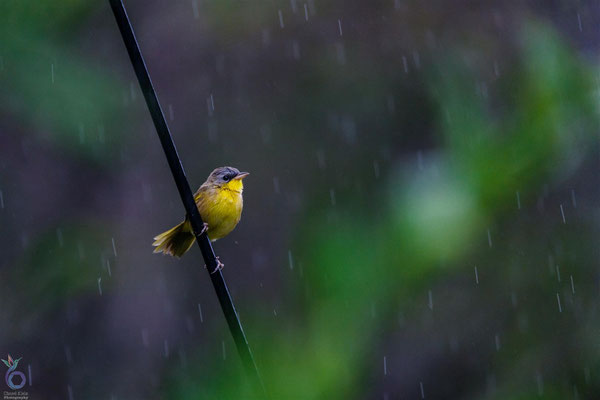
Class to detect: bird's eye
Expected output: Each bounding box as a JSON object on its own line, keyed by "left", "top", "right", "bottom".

{"left": 223, "top": 174, "right": 233, "bottom": 181}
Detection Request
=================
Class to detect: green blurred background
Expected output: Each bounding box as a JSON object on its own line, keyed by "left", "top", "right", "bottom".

{"left": 1, "top": 1, "right": 599, "bottom": 399}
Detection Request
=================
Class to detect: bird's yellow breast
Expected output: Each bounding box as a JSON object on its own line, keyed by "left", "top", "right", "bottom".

{"left": 195, "top": 181, "right": 244, "bottom": 241}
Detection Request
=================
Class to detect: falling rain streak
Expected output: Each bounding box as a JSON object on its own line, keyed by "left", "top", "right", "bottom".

{"left": 0, "top": 190, "right": 4, "bottom": 208}
{"left": 570, "top": 275, "right": 575, "bottom": 294}
{"left": 420, "top": 382, "right": 425, "bottom": 399}
{"left": 427, "top": 290, "right": 433, "bottom": 310}
{"left": 383, "top": 356, "right": 387, "bottom": 375}
{"left": 191, "top": 0, "right": 199, "bottom": 19}
{"left": 97, "top": 277, "right": 102, "bottom": 296}
{"left": 474, "top": 266, "right": 479, "bottom": 284}
{"left": 112, "top": 237, "right": 117, "bottom": 257}
{"left": 560, "top": 204, "right": 566, "bottom": 223}
{"left": 278, "top": 10, "right": 284, "bottom": 28}
{"left": 198, "top": 303, "right": 204, "bottom": 323}
{"left": 516, "top": 191, "right": 521, "bottom": 210}
{"left": 487, "top": 229, "right": 492, "bottom": 247}
{"left": 556, "top": 293, "right": 562, "bottom": 313}
{"left": 338, "top": 19, "right": 343, "bottom": 36}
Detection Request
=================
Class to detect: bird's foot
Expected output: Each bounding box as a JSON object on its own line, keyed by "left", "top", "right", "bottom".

{"left": 199, "top": 222, "right": 209, "bottom": 235}
{"left": 210, "top": 256, "right": 225, "bottom": 274}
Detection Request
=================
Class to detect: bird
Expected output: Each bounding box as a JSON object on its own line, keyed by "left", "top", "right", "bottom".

{"left": 152, "top": 166, "right": 249, "bottom": 271}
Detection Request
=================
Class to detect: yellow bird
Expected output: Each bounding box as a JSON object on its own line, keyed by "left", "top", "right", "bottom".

{"left": 152, "top": 166, "right": 249, "bottom": 269}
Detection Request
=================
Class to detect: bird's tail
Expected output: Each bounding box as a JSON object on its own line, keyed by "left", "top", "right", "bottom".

{"left": 152, "top": 220, "right": 196, "bottom": 257}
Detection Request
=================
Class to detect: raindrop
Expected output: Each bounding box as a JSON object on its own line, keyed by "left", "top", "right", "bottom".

{"left": 191, "top": 0, "right": 199, "bottom": 19}
{"left": 141, "top": 329, "right": 149, "bottom": 347}
{"left": 474, "top": 266, "right": 479, "bottom": 284}
{"left": 577, "top": 12, "right": 582, "bottom": 32}
{"left": 278, "top": 10, "right": 285, "bottom": 28}
{"left": 383, "top": 356, "right": 387, "bottom": 375}
{"left": 420, "top": 381, "right": 425, "bottom": 398}
{"left": 261, "top": 29, "right": 271, "bottom": 47}
{"left": 555, "top": 265, "right": 561, "bottom": 282}
{"left": 288, "top": 250, "right": 294, "bottom": 270}
{"left": 570, "top": 275, "right": 575, "bottom": 294}
{"left": 130, "top": 82, "right": 136, "bottom": 101}
{"left": 427, "top": 290, "right": 433, "bottom": 310}
{"left": 106, "top": 259, "right": 112, "bottom": 277}
{"left": 292, "top": 40, "right": 300, "bottom": 60}
{"left": 304, "top": 3, "right": 309, "bottom": 21}
{"left": 290, "top": 0, "right": 297, "bottom": 13}
{"left": 571, "top": 189, "right": 577, "bottom": 208}
{"left": 57, "top": 229, "right": 64, "bottom": 247}
{"left": 412, "top": 51, "right": 421, "bottom": 69}
{"left": 494, "top": 334, "right": 500, "bottom": 351}
{"left": 210, "top": 93, "right": 215, "bottom": 111}
{"left": 556, "top": 293, "right": 562, "bottom": 313}
{"left": 338, "top": 19, "right": 343, "bottom": 36}
{"left": 198, "top": 303, "right": 204, "bottom": 323}
{"left": 516, "top": 191, "right": 521, "bottom": 210}
{"left": 0, "top": 190, "right": 4, "bottom": 208}
{"left": 68, "top": 385, "right": 74, "bottom": 400}
{"left": 27, "top": 364, "right": 32, "bottom": 386}
{"left": 112, "top": 237, "right": 117, "bottom": 257}
{"left": 373, "top": 160, "right": 380, "bottom": 178}
{"left": 97, "top": 277, "right": 102, "bottom": 296}
{"left": 536, "top": 371, "right": 544, "bottom": 395}
{"left": 273, "top": 308, "right": 277, "bottom": 316}
{"left": 402, "top": 56, "right": 408, "bottom": 73}
{"left": 487, "top": 229, "right": 492, "bottom": 248}
{"left": 560, "top": 204, "right": 566, "bottom": 223}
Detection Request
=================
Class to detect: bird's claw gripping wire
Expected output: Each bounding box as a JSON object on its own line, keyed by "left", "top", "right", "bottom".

{"left": 199, "top": 222, "right": 209, "bottom": 236}
{"left": 210, "top": 256, "right": 225, "bottom": 274}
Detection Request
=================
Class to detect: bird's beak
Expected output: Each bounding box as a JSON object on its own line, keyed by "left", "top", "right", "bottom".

{"left": 233, "top": 172, "right": 249, "bottom": 180}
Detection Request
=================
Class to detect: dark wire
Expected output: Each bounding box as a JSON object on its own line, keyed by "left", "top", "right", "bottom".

{"left": 108, "top": 0, "right": 265, "bottom": 396}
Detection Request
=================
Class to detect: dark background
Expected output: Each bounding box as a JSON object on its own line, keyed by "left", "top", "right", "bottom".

{"left": 1, "top": 1, "right": 600, "bottom": 399}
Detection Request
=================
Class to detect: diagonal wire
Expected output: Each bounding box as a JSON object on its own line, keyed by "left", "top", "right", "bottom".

{"left": 108, "top": 0, "right": 265, "bottom": 396}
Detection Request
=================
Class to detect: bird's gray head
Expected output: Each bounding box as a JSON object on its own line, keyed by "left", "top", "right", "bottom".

{"left": 207, "top": 166, "right": 249, "bottom": 186}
